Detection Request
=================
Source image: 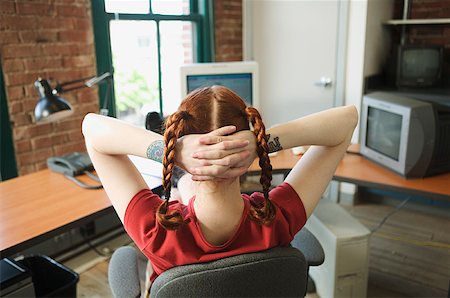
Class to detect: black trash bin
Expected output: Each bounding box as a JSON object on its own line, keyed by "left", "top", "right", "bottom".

{"left": 18, "top": 255, "right": 79, "bottom": 298}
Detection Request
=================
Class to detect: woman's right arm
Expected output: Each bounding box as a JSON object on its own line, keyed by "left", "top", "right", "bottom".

{"left": 267, "top": 105, "right": 358, "bottom": 217}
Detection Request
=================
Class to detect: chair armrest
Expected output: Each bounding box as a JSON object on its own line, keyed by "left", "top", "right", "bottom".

{"left": 291, "top": 227, "right": 324, "bottom": 266}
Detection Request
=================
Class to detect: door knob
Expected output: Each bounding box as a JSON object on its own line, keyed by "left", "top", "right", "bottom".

{"left": 314, "top": 77, "right": 333, "bottom": 88}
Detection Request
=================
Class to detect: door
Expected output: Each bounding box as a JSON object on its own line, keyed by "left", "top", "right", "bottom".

{"left": 244, "top": 0, "right": 344, "bottom": 127}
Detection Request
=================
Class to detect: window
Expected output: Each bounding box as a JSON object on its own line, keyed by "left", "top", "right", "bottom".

{"left": 92, "top": 0, "right": 214, "bottom": 125}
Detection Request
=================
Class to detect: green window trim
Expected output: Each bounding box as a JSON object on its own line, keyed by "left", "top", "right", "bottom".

{"left": 91, "top": 0, "right": 215, "bottom": 117}
{"left": 0, "top": 62, "right": 18, "bottom": 181}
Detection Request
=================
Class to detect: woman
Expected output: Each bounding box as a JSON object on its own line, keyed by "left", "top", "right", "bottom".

{"left": 82, "top": 85, "right": 357, "bottom": 286}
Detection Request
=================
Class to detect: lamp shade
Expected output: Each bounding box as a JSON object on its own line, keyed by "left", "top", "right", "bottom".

{"left": 34, "top": 78, "right": 73, "bottom": 122}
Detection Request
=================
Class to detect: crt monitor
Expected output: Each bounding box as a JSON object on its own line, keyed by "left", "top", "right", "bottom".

{"left": 180, "top": 61, "right": 259, "bottom": 108}
{"left": 396, "top": 45, "right": 443, "bottom": 88}
{"left": 360, "top": 92, "right": 450, "bottom": 178}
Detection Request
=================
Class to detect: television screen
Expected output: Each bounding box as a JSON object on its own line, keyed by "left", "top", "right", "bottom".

{"left": 366, "top": 107, "right": 403, "bottom": 161}
{"left": 397, "top": 46, "right": 442, "bottom": 87}
{"left": 186, "top": 73, "right": 253, "bottom": 106}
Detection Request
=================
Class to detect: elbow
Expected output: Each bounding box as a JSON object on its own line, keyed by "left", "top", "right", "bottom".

{"left": 81, "top": 113, "right": 96, "bottom": 140}
{"left": 346, "top": 105, "right": 359, "bottom": 130}
{"left": 350, "top": 105, "right": 359, "bottom": 129}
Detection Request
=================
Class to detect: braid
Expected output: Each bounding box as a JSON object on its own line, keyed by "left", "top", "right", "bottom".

{"left": 245, "top": 107, "right": 275, "bottom": 225}
{"left": 156, "top": 111, "right": 189, "bottom": 230}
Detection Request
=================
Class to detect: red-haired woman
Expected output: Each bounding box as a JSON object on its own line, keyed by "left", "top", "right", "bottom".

{"left": 82, "top": 85, "right": 357, "bottom": 290}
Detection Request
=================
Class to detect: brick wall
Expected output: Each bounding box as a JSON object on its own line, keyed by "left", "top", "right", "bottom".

{"left": 393, "top": 0, "right": 450, "bottom": 86}
{"left": 214, "top": 0, "right": 243, "bottom": 62}
{"left": 0, "top": 0, "right": 243, "bottom": 177}
{"left": 0, "top": 0, "right": 99, "bottom": 175}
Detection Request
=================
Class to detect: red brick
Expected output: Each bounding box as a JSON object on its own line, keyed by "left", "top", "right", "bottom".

{"left": 23, "top": 57, "right": 64, "bottom": 71}
{"left": 2, "top": 59, "right": 24, "bottom": 72}
{"left": 53, "top": 117, "right": 83, "bottom": 131}
{"left": 6, "top": 85, "right": 24, "bottom": 100}
{"left": 27, "top": 122, "right": 53, "bottom": 138}
{"left": 36, "top": 161, "right": 48, "bottom": 171}
{"left": 2, "top": 44, "right": 42, "bottom": 59}
{"left": 15, "top": 139, "right": 31, "bottom": 154}
{"left": 10, "top": 113, "right": 32, "bottom": 126}
{"left": 63, "top": 55, "right": 94, "bottom": 68}
{"left": 17, "top": 147, "right": 54, "bottom": 166}
{"left": 58, "top": 29, "right": 92, "bottom": 43}
{"left": 19, "top": 164, "right": 36, "bottom": 176}
{"left": 22, "top": 99, "right": 38, "bottom": 113}
{"left": 9, "top": 101, "right": 23, "bottom": 114}
{"left": 0, "top": 15, "right": 36, "bottom": 30}
{"left": 0, "top": 32, "right": 20, "bottom": 45}
{"left": 20, "top": 31, "right": 59, "bottom": 43}
{"left": 51, "top": 132, "right": 69, "bottom": 145}
{"left": 0, "top": 1, "right": 16, "bottom": 14}
{"left": 56, "top": 4, "right": 88, "bottom": 17}
{"left": 53, "top": 142, "right": 86, "bottom": 156}
{"left": 31, "top": 135, "right": 53, "bottom": 150}
{"left": 16, "top": 2, "right": 55, "bottom": 16}
{"left": 4, "top": 72, "right": 42, "bottom": 86}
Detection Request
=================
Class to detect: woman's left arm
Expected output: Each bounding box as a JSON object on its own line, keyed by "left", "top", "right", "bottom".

{"left": 82, "top": 113, "right": 251, "bottom": 222}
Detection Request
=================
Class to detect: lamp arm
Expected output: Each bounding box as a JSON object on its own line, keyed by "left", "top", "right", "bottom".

{"left": 54, "top": 72, "right": 112, "bottom": 94}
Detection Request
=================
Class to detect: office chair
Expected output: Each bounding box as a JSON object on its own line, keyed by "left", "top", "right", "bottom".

{"left": 109, "top": 227, "right": 324, "bottom": 298}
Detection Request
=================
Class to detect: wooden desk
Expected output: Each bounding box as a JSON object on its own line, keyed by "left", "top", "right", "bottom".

{"left": 2, "top": 150, "right": 449, "bottom": 257}
{"left": 0, "top": 168, "right": 162, "bottom": 257}
{"left": 249, "top": 149, "right": 450, "bottom": 201}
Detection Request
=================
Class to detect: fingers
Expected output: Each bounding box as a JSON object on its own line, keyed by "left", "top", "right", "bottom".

{"left": 205, "top": 126, "right": 237, "bottom": 138}
{"left": 191, "top": 166, "right": 248, "bottom": 181}
{"left": 193, "top": 146, "right": 249, "bottom": 160}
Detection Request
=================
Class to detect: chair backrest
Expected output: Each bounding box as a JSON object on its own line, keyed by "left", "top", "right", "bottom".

{"left": 150, "top": 246, "right": 308, "bottom": 298}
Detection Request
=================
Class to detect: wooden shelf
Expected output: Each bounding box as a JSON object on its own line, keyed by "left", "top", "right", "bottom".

{"left": 385, "top": 18, "right": 450, "bottom": 25}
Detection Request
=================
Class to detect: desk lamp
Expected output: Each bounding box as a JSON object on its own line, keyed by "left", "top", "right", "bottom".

{"left": 34, "top": 72, "right": 112, "bottom": 122}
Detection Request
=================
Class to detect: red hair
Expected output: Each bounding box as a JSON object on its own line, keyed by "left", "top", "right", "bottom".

{"left": 157, "top": 85, "right": 275, "bottom": 230}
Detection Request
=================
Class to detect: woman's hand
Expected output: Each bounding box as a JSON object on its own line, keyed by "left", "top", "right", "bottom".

{"left": 182, "top": 128, "right": 257, "bottom": 181}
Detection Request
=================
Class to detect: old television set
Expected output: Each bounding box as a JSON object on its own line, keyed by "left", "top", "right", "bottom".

{"left": 396, "top": 45, "right": 443, "bottom": 88}
{"left": 360, "top": 92, "right": 450, "bottom": 178}
{"left": 180, "top": 61, "right": 259, "bottom": 108}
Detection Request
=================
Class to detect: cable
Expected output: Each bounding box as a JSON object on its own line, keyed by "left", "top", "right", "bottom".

{"left": 369, "top": 196, "right": 450, "bottom": 251}
{"left": 370, "top": 196, "right": 411, "bottom": 234}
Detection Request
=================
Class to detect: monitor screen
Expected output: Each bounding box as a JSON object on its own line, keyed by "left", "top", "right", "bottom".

{"left": 180, "top": 61, "right": 259, "bottom": 108}
{"left": 186, "top": 73, "right": 253, "bottom": 106}
{"left": 401, "top": 48, "right": 441, "bottom": 79}
{"left": 366, "top": 107, "right": 403, "bottom": 161}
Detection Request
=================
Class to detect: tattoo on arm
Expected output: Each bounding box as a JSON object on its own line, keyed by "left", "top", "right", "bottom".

{"left": 267, "top": 134, "right": 283, "bottom": 153}
{"left": 146, "top": 140, "right": 164, "bottom": 163}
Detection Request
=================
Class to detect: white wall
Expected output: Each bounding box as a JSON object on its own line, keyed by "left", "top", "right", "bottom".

{"left": 364, "top": 0, "right": 395, "bottom": 77}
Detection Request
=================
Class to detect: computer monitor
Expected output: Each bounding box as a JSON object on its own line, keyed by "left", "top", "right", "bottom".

{"left": 180, "top": 61, "right": 259, "bottom": 108}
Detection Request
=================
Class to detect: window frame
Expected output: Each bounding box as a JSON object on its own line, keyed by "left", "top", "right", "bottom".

{"left": 91, "top": 0, "right": 215, "bottom": 117}
{"left": 0, "top": 61, "right": 18, "bottom": 181}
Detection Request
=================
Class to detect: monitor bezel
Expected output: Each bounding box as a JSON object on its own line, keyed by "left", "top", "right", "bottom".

{"left": 180, "top": 61, "right": 259, "bottom": 109}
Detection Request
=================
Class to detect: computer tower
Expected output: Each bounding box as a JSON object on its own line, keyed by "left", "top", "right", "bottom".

{"left": 306, "top": 200, "right": 370, "bottom": 298}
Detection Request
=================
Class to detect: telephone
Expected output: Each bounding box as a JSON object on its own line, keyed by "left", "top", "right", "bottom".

{"left": 47, "top": 152, "right": 102, "bottom": 189}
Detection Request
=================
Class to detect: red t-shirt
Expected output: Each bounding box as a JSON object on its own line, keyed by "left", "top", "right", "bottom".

{"left": 124, "top": 182, "right": 307, "bottom": 282}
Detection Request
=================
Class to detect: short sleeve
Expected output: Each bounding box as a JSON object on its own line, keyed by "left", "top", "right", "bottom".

{"left": 124, "top": 189, "right": 162, "bottom": 250}
{"left": 269, "top": 182, "right": 307, "bottom": 237}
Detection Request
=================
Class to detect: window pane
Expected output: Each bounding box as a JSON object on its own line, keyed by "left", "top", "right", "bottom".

{"left": 110, "top": 21, "right": 159, "bottom": 125}
{"left": 152, "top": 0, "right": 190, "bottom": 15}
{"left": 160, "top": 21, "right": 194, "bottom": 116}
{"left": 105, "top": 0, "right": 150, "bottom": 14}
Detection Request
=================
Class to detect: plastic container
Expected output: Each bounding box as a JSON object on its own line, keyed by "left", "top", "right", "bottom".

{"left": 18, "top": 255, "right": 79, "bottom": 298}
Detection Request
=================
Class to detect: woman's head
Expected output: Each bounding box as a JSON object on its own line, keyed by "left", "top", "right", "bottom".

{"left": 157, "top": 85, "right": 275, "bottom": 230}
